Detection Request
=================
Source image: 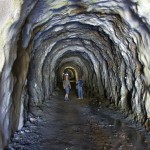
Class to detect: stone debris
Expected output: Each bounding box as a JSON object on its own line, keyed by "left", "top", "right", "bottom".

{"left": 6, "top": 95, "right": 150, "bottom": 149}
{"left": 29, "top": 117, "right": 37, "bottom": 123}
{"left": 25, "top": 130, "right": 30, "bottom": 133}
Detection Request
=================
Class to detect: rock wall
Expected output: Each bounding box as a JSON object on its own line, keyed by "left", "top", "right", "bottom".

{"left": 0, "top": 0, "right": 38, "bottom": 148}
{"left": 0, "top": 0, "right": 150, "bottom": 148}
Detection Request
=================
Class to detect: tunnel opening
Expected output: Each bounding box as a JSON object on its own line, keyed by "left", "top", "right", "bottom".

{"left": 57, "top": 67, "right": 77, "bottom": 90}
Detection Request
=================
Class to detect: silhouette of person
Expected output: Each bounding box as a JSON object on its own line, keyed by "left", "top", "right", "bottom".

{"left": 63, "top": 74, "right": 71, "bottom": 100}
{"left": 77, "top": 77, "right": 83, "bottom": 99}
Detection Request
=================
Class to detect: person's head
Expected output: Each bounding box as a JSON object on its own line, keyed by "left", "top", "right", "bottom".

{"left": 64, "top": 74, "right": 69, "bottom": 80}
{"left": 79, "top": 76, "right": 82, "bottom": 80}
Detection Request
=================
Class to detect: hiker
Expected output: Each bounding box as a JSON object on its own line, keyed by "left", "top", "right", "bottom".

{"left": 77, "top": 77, "right": 83, "bottom": 99}
{"left": 63, "top": 74, "right": 71, "bottom": 100}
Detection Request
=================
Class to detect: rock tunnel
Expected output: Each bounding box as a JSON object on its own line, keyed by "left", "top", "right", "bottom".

{"left": 1, "top": 0, "right": 150, "bottom": 149}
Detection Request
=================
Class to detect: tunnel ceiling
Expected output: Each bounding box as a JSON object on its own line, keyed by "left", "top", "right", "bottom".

{"left": 1, "top": 0, "right": 150, "bottom": 148}
{"left": 23, "top": 0, "right": 150, "bottom": 107}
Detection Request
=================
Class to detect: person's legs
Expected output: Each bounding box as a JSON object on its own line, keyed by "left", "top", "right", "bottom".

{"left": 78, "top": 87, "right": 80, "bottom": 98}
{"left": 80, "top": 87, "right": 83, "bottom": 99}
{"left": 66, "top": 94, "right": 68, "bottom": 99}
{"left": 65, "top": 87, "right": 70, "bottom": 100}
{"left": 67, "top": 87, "right": 70, "bottom": 100}
{"left": 78, "top": 87, "right": 82, "bottom": 99}
{"left": 65, "top": 88, "right": 67, "bottom": 100}
{"left": 65, "top": 93, "right": 68, "bottom": 100}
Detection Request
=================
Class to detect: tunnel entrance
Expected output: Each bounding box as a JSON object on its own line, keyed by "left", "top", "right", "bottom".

{"left": 56, "top": 67, "right": 78, "bottom": 90}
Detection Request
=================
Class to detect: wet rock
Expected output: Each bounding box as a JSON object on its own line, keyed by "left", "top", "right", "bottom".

{"left": 144, "top": 119, "right": 150, "bottom": 131}
{"left": 29, "top": 117, "right": 37, "bottom": 123}
{"left": 108, "top": 103, "right": 115, "bottom": 109}
{"left": 6, "top": 146, "right": 15, "bottom": 150}
{"left": 25, "top": 130, "right": 30, "bottom": 133}
{"left": 128, "top": 113, "right": 136, "bottom": 121}
{"left": 20, "top": 131, "right": 25, "bottom": 134}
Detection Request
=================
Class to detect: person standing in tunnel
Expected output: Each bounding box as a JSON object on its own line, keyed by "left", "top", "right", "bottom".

{"left": 63, "top": 74, "right": 71, "bottom": 100}
{"left": 77, "top": 77, "right": 83, "bottom": 99}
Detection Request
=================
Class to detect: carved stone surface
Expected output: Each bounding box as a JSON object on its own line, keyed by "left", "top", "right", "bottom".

{"left": 0, "top": 0, "right": 150, "bottom": 148}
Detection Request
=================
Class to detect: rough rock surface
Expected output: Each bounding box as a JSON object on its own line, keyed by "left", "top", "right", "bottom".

{"left": 6, "top": 94, "right": 150, "bottom": 149}
{"left": 0, "top": 0, "right": 150, "bottom": 148}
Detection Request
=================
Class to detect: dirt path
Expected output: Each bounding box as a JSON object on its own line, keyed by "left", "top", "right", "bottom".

{"left": 6, "top": 91, "right": 150, "bottom": 150}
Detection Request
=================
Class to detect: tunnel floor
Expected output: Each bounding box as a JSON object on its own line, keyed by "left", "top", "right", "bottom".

{"left": 6, "top": 90, "right": 150, "bottom": 150}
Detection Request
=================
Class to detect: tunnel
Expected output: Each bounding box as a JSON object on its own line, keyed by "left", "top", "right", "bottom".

{"left": 1, "top": 0, "right": 150, "bottom": 149}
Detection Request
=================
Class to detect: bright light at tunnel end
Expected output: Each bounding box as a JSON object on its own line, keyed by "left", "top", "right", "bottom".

{"left": 63, "top": 73, "right": 69, "bottom": 76}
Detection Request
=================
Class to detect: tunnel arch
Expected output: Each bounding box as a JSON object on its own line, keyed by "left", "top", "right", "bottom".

{"left": 23, "top": 1, "right": 150, "bottom": 120}
{"left": 55, "top": 55, "right": 92, "bottom": 88}
{"left": 58, "top": 66, "right": 78, "bottom": 90}
{"left": 63, "top": 67, "right": 77, "bottom": 81}
{"left": 40, "top": 48, "right": 101, "bottom": 101}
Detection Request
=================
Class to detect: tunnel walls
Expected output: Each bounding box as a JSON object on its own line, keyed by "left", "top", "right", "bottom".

{"left": 1, "top": 0, "right": 150, "bottom": 148}
{"left": 0, "top": 0, "right": 38, "bottom": 148}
